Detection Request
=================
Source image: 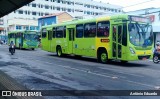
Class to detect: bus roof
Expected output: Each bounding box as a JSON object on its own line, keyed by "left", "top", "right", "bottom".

{"left": 41, "top": 14, "right": 150, "bottom": 29}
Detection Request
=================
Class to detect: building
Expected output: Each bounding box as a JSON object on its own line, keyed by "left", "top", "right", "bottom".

{"left": 8, "top": 18, "right": 38, "bottom": 32}
{"left": 0, "top": 0, "right": 123, "bottom": 40}
{"left": 38, "top": 12, "right": 73, "bottom": 30}
{"left": 126, "top": 7, "right": 160, "bottom": 46}
{"left": 7, "top": 0, "right": 122, "bottom": 20}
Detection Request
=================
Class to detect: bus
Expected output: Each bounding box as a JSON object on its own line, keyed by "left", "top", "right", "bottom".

{"left": 41, "top": 14, "right": 154, "bottom": 63}
{"left": 8, "top": 30, "right": 39, "bottom": 50}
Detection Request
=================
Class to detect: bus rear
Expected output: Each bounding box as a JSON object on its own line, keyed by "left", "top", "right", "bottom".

{"left": 23, "top": 31, "right": 39, "bottom": 50}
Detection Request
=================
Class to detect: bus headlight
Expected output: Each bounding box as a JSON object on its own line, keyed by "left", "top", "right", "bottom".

{"left": 129, "top": 47, "right": 135, "bottom": 54}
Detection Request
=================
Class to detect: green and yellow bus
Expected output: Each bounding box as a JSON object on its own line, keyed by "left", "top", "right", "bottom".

{"left": 41, "top": 14, "right": 154, "bottom": 63}
{"left": 8, "top": 30, "right": 39, "bottom": 50}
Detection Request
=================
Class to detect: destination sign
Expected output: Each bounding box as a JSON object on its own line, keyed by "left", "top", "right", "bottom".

{"left": 129, "top": 16, "right": 150, "bottom": 23}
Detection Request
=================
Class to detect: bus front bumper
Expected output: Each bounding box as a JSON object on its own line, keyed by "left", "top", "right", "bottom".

{"left": 127, "top": 54, "right": 152, "bottom": 61}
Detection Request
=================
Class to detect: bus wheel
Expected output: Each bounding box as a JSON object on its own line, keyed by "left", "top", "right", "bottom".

{"left": 32, "top": 48, "right": 35, "bottom": 50}
{"left": 57, "top": 47, "right": 62, "bottom": 57}
{"left": 98, "top": 50, "right": 108, "bottom": 63}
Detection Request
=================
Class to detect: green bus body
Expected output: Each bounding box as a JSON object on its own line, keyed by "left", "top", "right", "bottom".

{"left": 8, "top": 30, "right": 39, "bottom": 50}
{"left": 41, "top": 14, "right": 154, "bottom": 63}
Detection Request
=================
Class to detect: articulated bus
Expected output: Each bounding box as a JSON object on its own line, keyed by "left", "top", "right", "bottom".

{"left": 41, "top": 14, "right": 154, "bottom": 63}
{"left": 8, "top": 30, "right": 39, "bottom": 50}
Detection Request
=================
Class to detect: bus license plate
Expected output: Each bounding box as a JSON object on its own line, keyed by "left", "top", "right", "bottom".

{"left": 142, "top": 58, "right": 147, "bottom": 60}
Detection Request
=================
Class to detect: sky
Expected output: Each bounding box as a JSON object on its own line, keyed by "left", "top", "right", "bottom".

{"left": 93, "top": 0, "right": 160, "bottom": 12}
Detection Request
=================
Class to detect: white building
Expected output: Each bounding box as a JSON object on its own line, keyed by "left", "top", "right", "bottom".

{"left": 126, "top": 7, "right": 160, "bottom": 45}
{"left": 0, "top": 0, "right": 123, "bottom": 36}
{"left": 8, "top": 18, "right": 38, "bottom": 32}
{"left": 7, "top": 0, "right": 122, "bottom": 19}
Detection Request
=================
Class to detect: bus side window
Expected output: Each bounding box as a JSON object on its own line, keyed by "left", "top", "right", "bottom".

{"left": 84, "top": 22, "right": 96, "bottom": 38}
{"left": 52, "top": 27, "right": 56, "bottom": 38}
{"left": 76, "top": 24, "right": 83, "bottom": 38}
{"left": 48, "top": 31, "right": 52, "bottom": 40}
{"left": 97, "top": 21, "right": 110, "bottom": 37}
{"left": 56, "top": 26, "right": 63, "bottom": 38}
{"left": 122, "top": 24, "right": 127, "bottom": 46}
{"left": 42, "top": 28, "right": 47, "bottom": 38}
{"left": 118, "top": 26, "right": 122, "bottom": 44}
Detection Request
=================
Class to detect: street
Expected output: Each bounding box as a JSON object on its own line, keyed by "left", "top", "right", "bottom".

{"left": 0, "top": 45, "right": 160, "bottom": 99}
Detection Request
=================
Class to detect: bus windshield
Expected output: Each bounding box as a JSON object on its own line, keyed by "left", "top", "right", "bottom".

{"left": 24, "top": 34, "right": 37, "bottom": 41}
{"left": 128, "top": 23, "right": 153, "bottom": 47}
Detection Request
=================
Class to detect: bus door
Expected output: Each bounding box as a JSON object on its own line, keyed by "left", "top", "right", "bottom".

{"left": 68, "top": 28, "right": 75, "bottom": 54}
{"left": 112, "top": 24, "right": 127, "bottom": 60}
{"left": 47, "top": 30, "right": 52, "bottom": 52}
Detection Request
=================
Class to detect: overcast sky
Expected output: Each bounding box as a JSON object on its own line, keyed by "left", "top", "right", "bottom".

{"left": 93, "top": 0, "right": 160, "bottom": 12}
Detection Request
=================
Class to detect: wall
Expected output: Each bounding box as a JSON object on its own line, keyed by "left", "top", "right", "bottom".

{"left": 38, "top": 16, "right": 57, "bottom": 30}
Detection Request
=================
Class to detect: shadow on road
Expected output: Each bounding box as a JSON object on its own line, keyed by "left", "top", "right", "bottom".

{"left": 47, "top": 54, "right": 149, "bottom": 67}
{"left": 15, "top": 48, "right": 36, "bottom": 51}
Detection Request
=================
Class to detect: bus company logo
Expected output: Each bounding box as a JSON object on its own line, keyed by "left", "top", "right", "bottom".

{"left": 2, "top": 91, "right": 11, "bottom": 96}
{"left": 101, "top": 39, "right": 110, "bottom": 43}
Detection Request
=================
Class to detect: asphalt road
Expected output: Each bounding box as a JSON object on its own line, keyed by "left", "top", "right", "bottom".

{"left": 0, "top": 45, "right": 160, "bottom": 99}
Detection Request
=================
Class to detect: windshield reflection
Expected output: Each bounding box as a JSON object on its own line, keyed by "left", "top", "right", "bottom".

{"left": 128, "top": 23, "right": 153, "bottom": 47}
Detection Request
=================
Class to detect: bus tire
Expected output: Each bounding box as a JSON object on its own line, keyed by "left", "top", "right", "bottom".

{"left": 97, "top": 49, "right": 108, "bottom": 63}
{"left": 32, "top": 48, "right": 35, "bottom": 50}
{"left": 56, "top": 46, "right": 62, "bottom": 57}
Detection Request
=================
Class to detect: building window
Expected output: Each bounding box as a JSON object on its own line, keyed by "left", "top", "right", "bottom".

{"left": 16, "top": 25, "right": 22, "bottom": 30}
{"left": 41, "top": 13, "right": 43, "bottom": 16}
{"left": 26, "top": 26, "right": 29, "bottom": 30}
{"left": 87, "top": 11, "right": 90, "bottom": 15}
{"left": 53, "top": 6, "right": 55, "bottom": 10}
{"left": 45, "top": 5, "right": 49, "bottom": 9}
{"left": 68, "top": 9, "right": 71, "bottom": 12}
{"left": 41, "top": 5, "right": 43, "bottom": 8}
{"left": 32, "top": 3, "right": 36, "bottom": 7}
{"left": 84, "top": 23, "right": 96, "bottom": 37}
{"left": 75, "top": 2, "right": 83, "bottom": 5}
{"left": 0, "top": 19, "right": 4, "bottom": 25}
{"left": 57, "top": 0, "right": 60, "bottom": 3}
{"left": 32, "top": 12, "right": 36, "bottom": 15}
{"left": 30, "top": 26, "right": 35, "bottom": 30}
{"left": 75, "top": 9, "right": 83, "bottom": 12}
{"left": 25, "top": 11, "right": 27, "bottom": 14}
{"left": 18, "top": 10, "right": 23, "bottom": 14}
{"left": 57, "top": 7, "right": 60, "bottom": 11}
{"left": 38, "top": 4, "right": 40, "bottom": 8}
